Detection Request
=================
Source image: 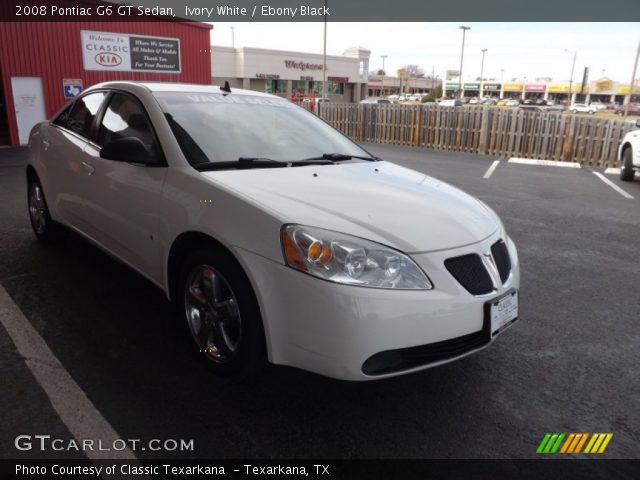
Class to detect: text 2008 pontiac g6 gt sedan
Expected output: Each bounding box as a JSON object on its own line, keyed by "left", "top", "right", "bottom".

{"left": 27, "top": 82, "right": 520, "bottom": 380}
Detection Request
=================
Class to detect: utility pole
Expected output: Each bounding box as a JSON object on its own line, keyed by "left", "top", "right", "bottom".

{"left": 624, "top": 40, "right": 640, "bottom": 118}
{"left": 458, "top": 26, "right": 470, "bottom": 98}
{"left": 321, "top": 0, "right": 327, "bottom": 103}
{"left": 565, "top": 49, "right": 577, "bottom": 106}
{"left": 381, "top": 55, "right": 387, "bottom": 96}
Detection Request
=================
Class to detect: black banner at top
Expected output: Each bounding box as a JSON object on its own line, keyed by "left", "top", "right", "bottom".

{"left": 1, "top": 0, "right": 640, "bottom": 22}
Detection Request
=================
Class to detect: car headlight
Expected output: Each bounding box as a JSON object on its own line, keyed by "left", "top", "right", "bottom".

{"left": 280, "top": 225, "right": 433, "bottom": 290}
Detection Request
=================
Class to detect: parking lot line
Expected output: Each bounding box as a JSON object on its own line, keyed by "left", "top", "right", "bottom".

{"left": 483, "top": 160, "right": 501, "bottom": 179}
{"left": 508, "top": 158, "right": 581, "bottom": 168}
{"left": 592, "top": 172, "right": 635, "bottom": 199}
{"left": 0, "top": 283, "right": 147, "bottom": 468}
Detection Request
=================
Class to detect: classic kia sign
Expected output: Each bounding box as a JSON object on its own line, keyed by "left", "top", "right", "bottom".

{"left": 81, "top": 31, "right": 180, "bottom": 73}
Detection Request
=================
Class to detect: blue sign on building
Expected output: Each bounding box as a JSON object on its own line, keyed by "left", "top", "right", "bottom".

{"left": 63, "top": 79, "right": 83, "bottom": 99}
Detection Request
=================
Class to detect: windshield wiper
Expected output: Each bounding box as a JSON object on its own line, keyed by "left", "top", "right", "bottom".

{"left": 194, "top": 158, "right": 285, "bottom": 171}
{"left": 303, "top": 153, "right": 379, "bottom": 162}
{"left": 193, "top": 157, "right": 335, "bottom": 171}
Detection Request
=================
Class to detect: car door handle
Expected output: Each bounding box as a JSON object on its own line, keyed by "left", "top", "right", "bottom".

{"left": 81, "top": 161, "right": 95, "bottom": 176}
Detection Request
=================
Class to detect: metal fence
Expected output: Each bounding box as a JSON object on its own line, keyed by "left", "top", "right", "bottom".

{"left": 313, "top": 104, "right": 635, "bottom": 167}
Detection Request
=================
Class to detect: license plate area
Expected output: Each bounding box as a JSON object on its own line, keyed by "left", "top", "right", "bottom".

{"left": 487, "top": 290, "right": 518, "bottom": 337}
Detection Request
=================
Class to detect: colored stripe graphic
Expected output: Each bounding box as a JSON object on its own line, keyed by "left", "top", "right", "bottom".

{"left": 597, "top": 434, "right": 613, "bottom": 453}
{"left": 537, "top": 433, "right": 565, "bottom": 454}
{"left": 539, "top": 433, "right": 613, "bottom": 454}
{"left": 585, "top": 433, "right": 614, "bottom": 454}
{"left": 560, "top": 433, "right": 575, "bottom": 453}
{"left": 573, "top": 433, "right": 589, "bottom": 453}
{"left": 536, "top": 433, "right": 552, "bottom": 454}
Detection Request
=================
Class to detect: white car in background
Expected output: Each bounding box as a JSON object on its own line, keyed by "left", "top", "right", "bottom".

{"left": 438, "top": 99, "right": 462, "bottom": 107}
{"left": 26, "top": 82, "right": 519, "bottom": 381}
{"left": 569, "top": 103, "right": 597, "bottom": 114}
{"left": 619, "top": 119, "right": 640, "bottom": 182}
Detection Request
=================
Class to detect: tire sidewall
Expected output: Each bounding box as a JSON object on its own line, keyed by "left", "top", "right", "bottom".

{"left": 620, "top": 148, "right": 635, "bottom": 181}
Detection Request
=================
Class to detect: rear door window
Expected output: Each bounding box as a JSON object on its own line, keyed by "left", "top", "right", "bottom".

{"left": 53, "top": 92, "right": 107, "bottom": 138}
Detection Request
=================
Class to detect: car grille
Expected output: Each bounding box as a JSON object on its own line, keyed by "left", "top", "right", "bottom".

{"left": 362, "top": 327, "right": 490, "bottom": 376}
{"left": 490, "top": 240, "right": 512, "bottom": 283}
{"left": 444, "top": 254, "right": 494, "bottom": 295}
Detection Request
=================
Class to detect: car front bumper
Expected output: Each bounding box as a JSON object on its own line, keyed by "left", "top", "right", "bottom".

{"left": 237, "top": 231, "right": 520, "bottom": 381}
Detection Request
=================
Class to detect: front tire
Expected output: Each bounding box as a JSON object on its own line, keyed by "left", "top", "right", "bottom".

{"left": 620, "top": 147, "right": 635, "bottom": 182}
{"left": 177, "top": 248, "right": 266, "bottom": 378}
{"left": 27, "top": 176, "right": 68, "bottom": 244}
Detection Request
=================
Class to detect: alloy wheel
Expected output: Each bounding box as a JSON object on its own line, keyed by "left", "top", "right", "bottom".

{"left": 184, "top": 265, "right": 242, "bottom": 363}
{"left": 29, "top": 183, "right": 47, "bottom": 235}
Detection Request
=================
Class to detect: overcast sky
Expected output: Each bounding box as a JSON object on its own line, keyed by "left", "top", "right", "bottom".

{"left": 210, "top": 22, "right": 639, "bottom": 83}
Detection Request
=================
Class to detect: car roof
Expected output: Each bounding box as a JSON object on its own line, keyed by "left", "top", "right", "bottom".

{"left": 85, "top": 81, "right": 277, "bottom": 98}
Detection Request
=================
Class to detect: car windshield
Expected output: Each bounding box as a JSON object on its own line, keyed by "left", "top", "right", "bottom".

{"left": 154, "top": 91, "right": 372, "bottom": 165}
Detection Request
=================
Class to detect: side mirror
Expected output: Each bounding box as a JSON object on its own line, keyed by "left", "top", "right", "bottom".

{"left": 100, "top": 137, "right": 157, "bottom": 164}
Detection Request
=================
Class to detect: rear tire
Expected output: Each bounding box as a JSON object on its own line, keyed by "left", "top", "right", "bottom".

{"left": 620, "top": 147, "right": 635, "bottom": 182}
{"left": 27, "top": 176, "right": 68, "bottom": 244}
{"left": 177, "top": 248, "right": 266, "bottom": 378}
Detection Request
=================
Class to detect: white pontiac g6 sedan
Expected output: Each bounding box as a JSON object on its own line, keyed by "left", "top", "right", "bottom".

{"left": 619, "top": 119, "right": 640, "bottom": 182}
{"left": 27, "top": 82, "right": 520, "bottom": 381}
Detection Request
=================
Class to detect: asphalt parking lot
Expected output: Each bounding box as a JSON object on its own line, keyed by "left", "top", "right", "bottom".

{"left": 0, "top": 144, "right": 639, "bottom": 462}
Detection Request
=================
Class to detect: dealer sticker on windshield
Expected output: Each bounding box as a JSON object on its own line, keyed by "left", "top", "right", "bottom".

{"left": 490, "top": 290, "right": 518, "bottom": 337}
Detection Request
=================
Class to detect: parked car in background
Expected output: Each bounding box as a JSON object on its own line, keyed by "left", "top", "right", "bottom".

{"left": 590, "top": 101, "right": 607, "bottom": 111}
{"left": 618, "top": 118, "right": 640, "bottom": 181}
{"left": 569, "top": 103, "right": 597, "bottom": 114}
{"left": 360, "top": 98, "right": 392, "bottom": 105}
{"left": 615, "top": 103, "right": 640, "bottom": 116}
{"left": 438, "top": 99, "right": 463, "bottom": 107}
{"left": 496, "top": 99, "right": 508, "bottom": 106}
{"left": 469, "top": 98, "right": 480, "bottom": 104}
{"left": 505, "top": 100, "right": 520, "bottom": 107}
{"left": 26, "top": 81, "right": 520, "bottom": 381}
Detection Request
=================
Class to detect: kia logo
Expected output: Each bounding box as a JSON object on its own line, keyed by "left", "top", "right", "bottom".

{"left": 95, "top": 53, "right": 122, "bottom": 67}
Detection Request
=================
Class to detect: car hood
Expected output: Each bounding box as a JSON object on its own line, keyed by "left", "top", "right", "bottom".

{"left": 201, "top": 161, "right": 499, "bottom": 253}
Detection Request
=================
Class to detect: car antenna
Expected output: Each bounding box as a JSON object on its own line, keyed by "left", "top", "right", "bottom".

{"left": 220, "top": 81, "right": 231, "bottom": 93}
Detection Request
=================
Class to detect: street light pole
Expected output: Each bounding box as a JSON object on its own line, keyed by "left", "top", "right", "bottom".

{"left": 565, "top": 49, "right": 577, "bottom": 106}
{"left": 381, "top": 55, "right": 387, "bottom": 96}
{"left": 480, "top": 48, "right": 487, "bottom": 99}
{"left": 230, "top": 26, "right": 235, "bottom": 48}
{"left": 624, "top": 40, "right": 640, "bottom": 118}
{"left": 480, "top": 48, "right": 487, "bottom": 81}
{"left": 431, "top": 65, "right": 435, "bottom": 92}
{"left": 458, "top": 26, "right": 470, "bottom": 99}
